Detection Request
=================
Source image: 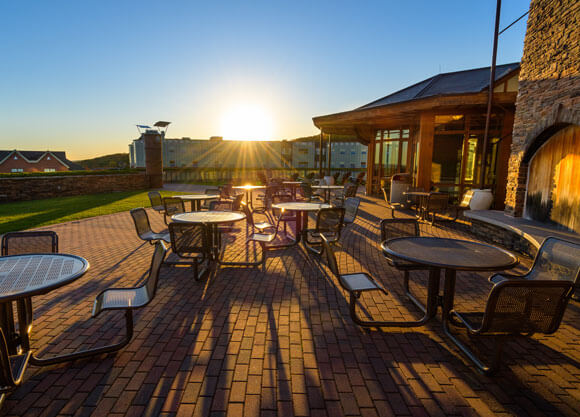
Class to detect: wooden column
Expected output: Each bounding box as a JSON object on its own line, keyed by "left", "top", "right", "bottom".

{"left": 366, "top": 135, "right": 375, "bottom": 195}
{"left": 494, "top": 110, "right": 514, "bottom": 209}
{"left": 416, "top": 113, "right": 434, "bottom": 191}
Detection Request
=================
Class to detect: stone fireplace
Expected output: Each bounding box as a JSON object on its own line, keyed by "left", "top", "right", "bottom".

{"left": 525, "top": 124, "right": 579, "bottom": 232}
{"left": 504, "top": 0, "right": 580, "bottom": 232}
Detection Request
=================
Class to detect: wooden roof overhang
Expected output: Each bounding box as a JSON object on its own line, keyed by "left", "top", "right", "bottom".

{"left": 312, "top": 91, "right": 517, "bottom": 145}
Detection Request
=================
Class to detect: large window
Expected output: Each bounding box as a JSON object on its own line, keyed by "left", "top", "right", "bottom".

{"left": 431, "top": 114, "right": 502, "bottom": 199}
{"left": 374, "top": 128, "right": 410, "bottom": 178}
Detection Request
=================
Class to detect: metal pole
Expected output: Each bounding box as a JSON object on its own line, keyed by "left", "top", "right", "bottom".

{"left": 480, "top": 0, "right": 501, "bottom": 190}
{"left": 327, "top": 134, "right": 332, "bottom": 175}
{"left": 319, "top": 131, "right": 323, "bottom": 176}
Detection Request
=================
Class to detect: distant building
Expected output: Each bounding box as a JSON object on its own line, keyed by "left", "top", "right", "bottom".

{"left": 0, "top": 150, "right": 83, "bottom": 173}
{"left": 129, "top": 135, "right": 367, "bottom": 170}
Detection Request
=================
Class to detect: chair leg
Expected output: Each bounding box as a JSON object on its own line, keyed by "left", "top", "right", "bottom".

{"left": 347, "top": 271, "right": 440, "bottom": 328}
{"left": 443, "top": 314, "right": 507, "bottom": 376}
{"left": 29, "top": 310, "right": 134, "bottom": 366}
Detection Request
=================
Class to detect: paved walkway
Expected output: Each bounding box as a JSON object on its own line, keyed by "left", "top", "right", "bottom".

{"left": 2, "top": 192, "right": 579, "bottom": 417}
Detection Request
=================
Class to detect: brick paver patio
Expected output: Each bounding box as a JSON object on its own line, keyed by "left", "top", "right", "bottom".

{"left": 2, "top": 193, "right": 579, "bottom": 416}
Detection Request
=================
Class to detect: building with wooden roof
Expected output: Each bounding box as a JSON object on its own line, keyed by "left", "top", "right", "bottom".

{"left": 312, "top": 63, "right": 520, "bottom": 208}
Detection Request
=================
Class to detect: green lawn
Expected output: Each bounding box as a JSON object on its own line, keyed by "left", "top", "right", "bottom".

{"left": 0, "top": 190, "right": 185, "bottom": 234}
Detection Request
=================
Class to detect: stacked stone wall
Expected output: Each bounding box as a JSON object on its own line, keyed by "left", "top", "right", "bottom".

{"left": 0, "top": 174, "right": 149, "bottom": 202}
{"left": 505, "top": 0, "right": 580, "bottom": 216}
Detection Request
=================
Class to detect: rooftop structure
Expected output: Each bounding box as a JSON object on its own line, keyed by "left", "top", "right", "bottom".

{"left": 0, "top": 150, "right": 84, "bottom": 173}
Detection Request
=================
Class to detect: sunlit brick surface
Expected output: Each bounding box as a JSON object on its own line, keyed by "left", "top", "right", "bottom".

{"left": 3, "top": 194, "right": 579, "bottom": 416}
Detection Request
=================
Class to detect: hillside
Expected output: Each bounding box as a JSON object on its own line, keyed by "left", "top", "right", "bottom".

{"left": 75, "top": 153, "right": 130, "bottom": 170}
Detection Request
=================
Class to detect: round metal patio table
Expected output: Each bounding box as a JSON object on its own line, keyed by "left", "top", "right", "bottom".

{"left": 233, "top": 185, "right": 266, "bottom": 208}
{"left": 0, "top": 254, "right": 89, "bottom": 355}
{"left": 175, "top": 194, "right": 219, "bottom": 211}
{"left": 381, "top": 236, "right": 518, "bottom": 344}
{"left": 271, "top": 202, "right": 331, "bottom": 245}
{"left": 312, "top": 185, "right": 343, "bottom": 203}
{"left": 172, "top": 211, "right": 246, "bottom": 259}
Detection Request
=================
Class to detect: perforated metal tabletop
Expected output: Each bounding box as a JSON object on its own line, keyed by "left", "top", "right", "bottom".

{"left": 0, "top": 254, "right": 89, "bottom": 302}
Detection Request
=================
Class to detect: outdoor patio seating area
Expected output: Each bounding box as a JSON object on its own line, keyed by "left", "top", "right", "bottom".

{"left": 1, "top": 187, "right": 579, "bottom": 417}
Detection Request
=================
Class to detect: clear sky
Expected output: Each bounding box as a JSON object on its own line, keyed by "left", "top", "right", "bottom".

{"left": 0, "top": 0, "right": 530, "bottom": 160}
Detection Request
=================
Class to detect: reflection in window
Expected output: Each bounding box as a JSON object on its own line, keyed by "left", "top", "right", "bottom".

{"left": 431, "top": 134, "right": 463, "bottom": 183}
{"left": 463, "top": 136, "right": 478, "bottom": 182}
{"left": 401, "top": 141, "right": 408, "bottom": 172}
{"left": 383, "top": 141, "right": 400, "bottom": 177}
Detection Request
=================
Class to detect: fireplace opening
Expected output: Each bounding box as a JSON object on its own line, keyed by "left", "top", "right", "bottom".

{"left": 525, "top": 124, "right": 580, "bottom": 233}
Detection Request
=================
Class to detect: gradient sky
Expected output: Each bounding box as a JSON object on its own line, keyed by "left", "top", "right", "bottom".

{"left": 0, "top": 1, "right": 530, "bottom": 160}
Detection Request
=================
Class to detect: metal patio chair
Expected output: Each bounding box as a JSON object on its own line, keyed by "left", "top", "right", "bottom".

{"left": 30, "top": 241, "right": 167, "bottom": 366}
{"left": 381, "top": 184, "right": 404, "bottom": 218}
{"left": 241, "top": 202, "right": 274, "bottom": 234}
{"left": 200, "top": 188, "right": 220, "bottom": 210}
{"left": 304, "top": 207, "right": 345, "bottom": 255}
{"left": 321, "top": 234, "right": 441, "bottom": 328}
{"left": 343, "top": 197, "right": 361, "bottom": 225}
{"left": 148, "top": 191, "right": 165, "bottom": 215}
{"left": 449, "top": 279, "right": 574, "bottom": 375}
{"left": 380, "top": 218, "right": 435, "bottom": 312}
{"left": 167, "top": 223, "right": 210, "bottom": 281}
{"left": 421, "top": 192, "right": 450, "bottom": 224}
{"left": 1, "top": 231, "right": 59, "bottom": 345}
{"left": 1, "top": 231, "right": 58, "bottom": 256}
{"left": 163, "top": 197, "right": 186, "bottom": 224}
{"left": 219, "top": 209, "right": 284, "bottom": 267}
{"left": 299, "top": 182, "right": 323, "bottom": 202}
{"left": 130, "top": 208, "right": 170, "bottom": 244}
{"left": 332, "top": 184, "right": 358, "bottom": 207}
{"left": 489, "top": 237, "right": 580, "bottom": 301}
{"left": 270, "top": 195, "right": 294, "bottom": 235}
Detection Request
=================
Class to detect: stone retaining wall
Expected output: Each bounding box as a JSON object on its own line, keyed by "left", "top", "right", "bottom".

{"left": 0, "top": 173, "right": 149, "bottom": 202}
{"left": 470, "top": 219, "right": 537, "bottom": 258}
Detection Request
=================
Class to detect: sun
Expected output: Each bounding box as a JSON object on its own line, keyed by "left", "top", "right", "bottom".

{"left": 220, "top": 103, "right": 274, "bottom": 141}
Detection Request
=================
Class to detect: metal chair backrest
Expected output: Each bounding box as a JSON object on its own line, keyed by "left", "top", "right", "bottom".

{"left": 355, "top": 172, "right": 365, "bottom": 184}
{"left": 480, "top": 279, "right": 573, "bottom": 334}
{"left": 144, "top": 241, "right": 168, "bottom": 300}
{"left": 425, "top": 192, "right": 449, "bottom": 210}
{"left": 1, "top": 231, "right": 58, "bottom": 255}
{"left": 380, "top": 218, "right": 420, "bottom": 242}
{"left": 343, "top": 198, "right": 361, "bottom": 224}
{"left": 300, "top": 182, "right": 313, "bottom": 200}
{"left": 525, "top": 237, "right": 580, "bottom": 286}
{"left": 321, "top": 234, "right": 340, "bottom": 277}
{"left": 163, "top": 197, "right": 185, "bottom": 217}
{"left": 168, "top": 223, "right": 208, "bottom": 259}
{"left": 257, "top": 171, "right": 268, "bottom": 185}
{"left": 231, "top": 194, "right": 244, "bottom": 211}
{"left": 130, "top": 208, "right": 153, "bottom": 239}
{"left": 339, "top": 172, "right": 352, "bottom": 185}
{"left": 221, "top": 183, "right": 234, "bottom": 199}
{"left": 148, "top": 191, "right": 163, "bottom": 208}
{"left": 241, "top": 202, "right": 254, "bottom": 227}
{"left": 345, "top": 184, "right": 358, "bottom": 198}
{"left": 209, "top": 200, "right": 233, "bottom": 211}
{"left": 315, "top": 208, "right": 345, "bottom": 236}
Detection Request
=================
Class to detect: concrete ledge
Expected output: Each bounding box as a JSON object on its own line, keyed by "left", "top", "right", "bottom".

{"left": 465, "top": 210, "right": 580, "bottom": 249}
